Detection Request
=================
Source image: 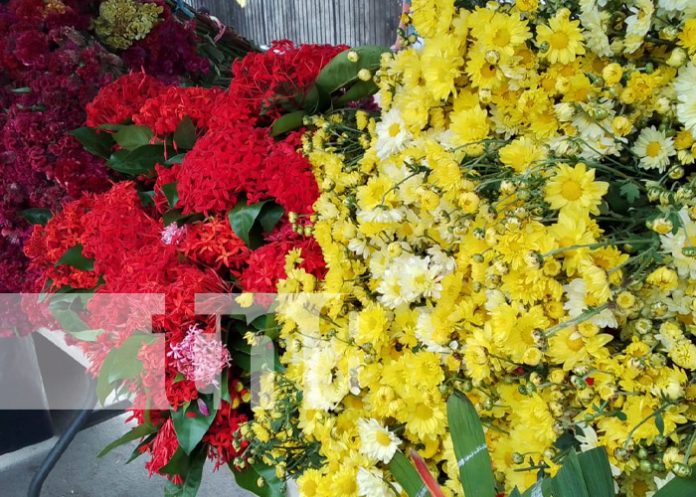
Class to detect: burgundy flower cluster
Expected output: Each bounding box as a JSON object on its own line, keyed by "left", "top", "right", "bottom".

{"left": 0, "top": 0, "right": 120, "bottom": 292}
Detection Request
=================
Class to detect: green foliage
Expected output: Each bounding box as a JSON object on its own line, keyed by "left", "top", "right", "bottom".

{"left": 55, "top": 244, "right": 94, "bottom": 271}
{"left": 107, "top": 144, "right": 165, "bottom": 176}
{"left": 388, "top": 392, "right": 695, "bottom": 497}
{"left": 171, "top": 397, "right": 217, "bottom": 455}
{"left": 174, "top": 116, "right": 197, "bottom": 150}
{"left": 227, "top": 198, "right": 284, "bottom": 249}
{"left": 70, "top": 127, "right": 115, "bottom": 159}
{"left": 96, "top": 333, "right": 158, "bottom": 404}
{"left": 19, "top": 208, "right": 52, "bottom": 225}
{"left": 232, "top": 462, "right": 285, "bottom": 497}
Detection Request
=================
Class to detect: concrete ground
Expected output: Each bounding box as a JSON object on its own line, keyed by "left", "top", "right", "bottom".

{"left": 0, "top": 414, "right": 254, "bottom": 497}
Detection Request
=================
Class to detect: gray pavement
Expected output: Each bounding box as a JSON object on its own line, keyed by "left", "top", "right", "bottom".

{"left": 0, "top": 414, "right": 254, "bottom": 497}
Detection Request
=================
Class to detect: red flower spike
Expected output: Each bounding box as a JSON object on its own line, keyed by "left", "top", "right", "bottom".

{"left": 410, "top": 449, "right": 447, "bottom": 497}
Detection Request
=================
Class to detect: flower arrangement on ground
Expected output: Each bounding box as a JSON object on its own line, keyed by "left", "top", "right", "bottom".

{"left": 22, "top": 41, "right": 361, "bottom": 495}
{"left": 242, "top": 1, "right": 696, "bottom": 496}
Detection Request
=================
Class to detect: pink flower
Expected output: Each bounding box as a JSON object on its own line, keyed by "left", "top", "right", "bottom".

{"left": 167, "top": 324, "right": 231, "bottom": 388}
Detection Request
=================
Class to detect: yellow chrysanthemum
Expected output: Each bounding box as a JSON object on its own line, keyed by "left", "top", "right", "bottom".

{"left": 544, "top": 163, "right": 608, "bottom": 215}
{"left": 536, "top": 8, "right": 586, "bottom": 64}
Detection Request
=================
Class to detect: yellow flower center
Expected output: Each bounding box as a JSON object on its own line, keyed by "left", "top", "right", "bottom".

{"left": 493, "top": 28, "right": 511, "bottom": 47}
{"left": 550, "top": 31, "right": 569, "bottom": 50}
{"left": 415, "top": 403, "right": 433, "bottom": 419}
{"left": 646, "top": 141, "right": 662, "bottom": 157}
{"left": 481, "top": 64, "right": 497, "bottom": 79}
{"left": 560, "top": 180, "right": 583, "bottom": 201}
{"left": 388, "top": 123, "right": 401, "bottom": 137}
{"left": 376, "top": 431, "right": 393, "bottom": 447}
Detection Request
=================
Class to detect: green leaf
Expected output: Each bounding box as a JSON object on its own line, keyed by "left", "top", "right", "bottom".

{"left": 334, "top": 80, "right": 379, "bottom": 107}
{"left": 171, "top": 397, "right": 217, "bottom": 455}
{"left": 251, "top": 314, "right": 280, "bottom": 340}
{"left": 163, "top": 447, "right": 207, "bottom": 497}
{"left": 387, "top": 451, "right": 430, "bottom": 497}
{"left": 138, "top": 190, "right": 156, "bottom": 208}
{"left": 232, "top": 462, "right": 285, "bottom": 497}
{"left": 112, "top": 125, "right": 153, "bottom": 150}
{"left": 162, "top": 183, "right": 179, "bottom": 208}
{"left": 174, "top": 117, "right": 197, "bottom": 150}
{"left": 653, "top": 471, "right": 696, "bottom": 497}
{"left": 47, "top": 293, "right": 92, "bottom": 333}
{"left": 656, "top": 411, "right": 665, "bottom": 435}
{"left": 549, "top": 450, "right": 590, "bottom": 497}
{"left": 577, "top": 448, "right": 614, "bottom": 497}
{"left": 55, "top": 244, "right": 94, "bottom": 271}
{"left": 19, "top": 208, "right": 52, "bottom": 226}
{"left": 98, "top": 422, "right": 157, "bottom": 458}
{"left": 315, "top": 46, "right": 388, "bottom": 95}
{"left": 70, "top": 127, "right": 114, "bottom": 159}
{"left": 619, "top": 181, "right": 641, "bottom": 204}
{"left": 271, "top": 110, "right": 306, "bottom": 137}
{"left": 228, "top": 198, "right": 284, "bottom": 249}
{"left": 447, "top": 392, "right": 497, "bottom": 497}
{"left": 165, "top": 153, "right": 187, "bottom": 166}
{"left": 107, "top": 144, "right": 165, "bottom": 176}
{"left": 96, "top": 333, "right": 157, "bottom": 404}
{"left": 509, "top": 488, "right": 523, "bottom": 497}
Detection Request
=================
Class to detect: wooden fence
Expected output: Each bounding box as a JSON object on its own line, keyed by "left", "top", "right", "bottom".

{"left": 188, "top": 0, "right": 402, "bottom": 46}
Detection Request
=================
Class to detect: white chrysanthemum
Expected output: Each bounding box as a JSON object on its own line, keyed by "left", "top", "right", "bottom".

{"left": 674, "top": 63, "right": 696, "bottom": 98}
{"left": 579, "top": 0, "right": 612, "bottom": 57}
{"left": 563, "top": 279, "right": 618, "bottom": 328}
{"left": 357, "top": 468, "right": 395, "bottom": 497}
{"left": 348, "top": 236, "right": 370, "bottom": 257}
{"left": 647, "top": 473, "right": 675, "bottom": 497}
{"left": 624, "top": 0, "right": 654, "bottom": 54}
{"left": 658, "top": 0, "right": 691, "bottom": 11}
{"left": 676, "top": 88, "right": 696, "bottom": 137}
{"left": 632, "top": 126, "right": 676, "bottom": 172}
{"left": 660, "top": 208, "right": 696, "bottom": 279}
{"left": 358, "top": 419, "right": 400, "bottom": 463}
{"left": 375, "top": 108, "right": 412, "bottom": 160}
{"left": 377, "top": 254, "right": 450, "bottom": 308}
{"left": 303, "top": 344, "right": 349, "bottom": 410}
{"left": 573, "top": 110, "right": 621, "bottom": 158}
{"left": 414, "top": 308, "right": 450, "bottom": 353}
{"left": 359, "top": 207, "right": 405, "bottom": 224}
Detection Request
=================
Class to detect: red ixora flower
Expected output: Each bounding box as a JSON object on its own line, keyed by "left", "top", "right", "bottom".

{"left": 85, "top": 72, "right": 166, "bottom": 127}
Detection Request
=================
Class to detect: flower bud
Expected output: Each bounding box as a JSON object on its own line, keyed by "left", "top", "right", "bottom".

{"left": 667, "top": 47, "right": 687, "bottom": 67}
{"left": 357, "top": 69, "right": 372, "bottom": 82}
{"left": 347, "top": 50, "right": 359, "bottom": 63}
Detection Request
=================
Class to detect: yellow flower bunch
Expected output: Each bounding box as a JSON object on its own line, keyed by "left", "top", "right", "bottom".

{"left": 245, "top": 1, "right": 696, "bottom": 496}
{"left": 93, "top": 0, "right": 162, "bottom": 50}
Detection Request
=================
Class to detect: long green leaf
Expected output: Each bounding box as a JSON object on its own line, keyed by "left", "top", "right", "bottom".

{"left": 577, "top": 448, "right": 614, "bottom": 497}
{"left": 387, "top": 451, "right": 430, "bottom": 497}
{"left": 549, "top": 450, "right": 590, "bottom": 497}
{"left": 271, "top": 110, "right": 306, "bottom": 136}
{"left": 653, "top": 470, "right": 696, "bottom": 497}
{"left": 98, "top": 422, "right": 156, "bottom": 458}
{"left": 315, "top": 46, "right": 388, "bottom": 95}
{"left": 447, "top": 393, "right": 497, "bottom": 497}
